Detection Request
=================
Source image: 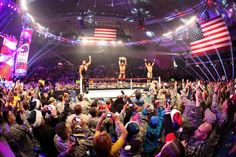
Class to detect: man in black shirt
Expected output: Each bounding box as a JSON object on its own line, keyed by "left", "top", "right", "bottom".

{"left": 79, "top": 56, "right": 92, "bottom": 93}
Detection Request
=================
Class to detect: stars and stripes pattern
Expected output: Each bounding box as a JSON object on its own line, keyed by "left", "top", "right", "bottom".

{"left": 190, "top": 16, "right": 232, "bottom": 55}
{"left": 82, "top": 28, "right": 117, "bottom": 41}
{"left": 0, "top": 36, "right": 18, "bottom": 80}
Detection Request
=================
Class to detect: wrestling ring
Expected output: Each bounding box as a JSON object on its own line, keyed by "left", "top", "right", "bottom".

{"left": 79, "top": 77, "right": 160, "bottom": 99}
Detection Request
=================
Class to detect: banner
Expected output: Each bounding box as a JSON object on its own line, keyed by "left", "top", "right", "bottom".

{"left": 0, "top": 36, "right": 18, "bottom": 80}
{"left": 15, "top": 28, "right": 33, "bottom": 76}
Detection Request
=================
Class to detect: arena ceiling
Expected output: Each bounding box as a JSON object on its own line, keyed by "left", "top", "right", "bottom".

{"left": 26, "top": 0, "right": 205, "bottom": 41}
{"left": 28, "top": 0, "right": 202, "bottom": 20}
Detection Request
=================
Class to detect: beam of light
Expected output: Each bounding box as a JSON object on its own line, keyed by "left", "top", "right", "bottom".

{"left": 26, "top": 13, "right": 35, "bottom": 23}
{"left": 55, "top": 54, "right": 74, "bottom": 66}
{"left": 214, "top": 48, "right": 228, "bottom": 81}
{"left": 172, "top": 57, "right": 197, "bottom": 79}
{"left": 230, "top": 43, "right": 234, "bottom": 79}
{"left": 173, "top": 60, "right": 178, "bottom": 67}
{"left": 20, "top": 0, "right": 28, "bottom": 11}
{"left": 186, "top": 16, "right": 197, "bottom": 26}
{"left": 111, "top": 0, "right": 114, "bottom": 6}
{"left": 0, "top": 11, "right": 8, "bottom": 21}
{"left": 28, "top": 45, "right": 57, "bottom": 68}
{"left": 117, "top": 40, "right": 123, "bottom": 44}
{"left": 65, "top": 22, "right": 79, "bottom": 36}
{"left": 94, "top": 0, "right": 96, "bottom": 8}
{"left": 196, "top": 56, "right": 216, "bottom": 81}
{"left": 189, "top": 55, "right": 210, "bottom": 81}
{"left": 0, "top": 14, "right": 10, "bottom": 27}
{"left": 179, "top": 65, "right": 197, "bottom": 80}
{"left": 1, "top": 17, "right": 13, "bottom": 32}
{"left": 176, "top": 56, "right": 204, "bottom": 80}
{"left": 77, "top": 0, "right": 80, "bottom": 6}
{"left": 28, "top": 42, "right": 51, "bottom": 64}
{"left": 1, "top": 14, "right": 17, "bottom": 32}
{"left": 0, "top": 17, "right": 11, "bottom": 30}
{"left": 204, "top": 52, "right": 221, "bottom": 80}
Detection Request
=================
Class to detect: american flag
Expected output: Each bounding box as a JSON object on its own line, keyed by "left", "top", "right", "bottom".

{"left": 82, "top": 28, "right": 117, "bottom": 41}
{"left": 190, "top": 16, "right": 232, "bottom": 55}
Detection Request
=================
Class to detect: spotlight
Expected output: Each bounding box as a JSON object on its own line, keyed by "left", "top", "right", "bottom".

{"left": 97, "top": 40, "right": 108, "bottom": 46}
{"left": 175, "top": 26, "right": 185, "bottom": 32}
{"left": 173, "top": 60, "right": 178, "bottom": 67}
{"left": 186, "top": 16, "right": 197, "bottom": 25}
{"left": 117, "top": 40, "right": 123, "bottom": 44}
{"left": 77, "top": 16, "right": 82, "bottom": 20}
{"left": 129, "top": 19, "right": 134, "bottom": 22}
{"left": 26, "top": 13, "right": 35, "bottom": 23}
{"left": 162, "top": 31, "right": 173, "bottom": 37}
{"left": 21, "top": 0, "right": 28, "bottom": 11}
{"left": 81, "top": 39, "right": 89, "bottom": 44}
{"left": 145, "top": 31, "right": 154, "bottom": 37}
{"left": 110, "top": 41, "right": 116, "bottom": 45}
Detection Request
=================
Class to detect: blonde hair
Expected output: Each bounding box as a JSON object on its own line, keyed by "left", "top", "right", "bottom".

{"left": 93, "top": 131, "right": 113, "bottom": 157}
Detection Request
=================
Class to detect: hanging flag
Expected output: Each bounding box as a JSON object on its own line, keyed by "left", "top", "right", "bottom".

{"left": 82, "top": 28, "right": 117, "bottom": 41}
{"left": 0, "top": 36, "right": 18, "bottom": 80}
{"left": 15, "top": 28, "right": 33, "bottom": 76}
{"left": 190, "top": 16, "right": 232, "bottom": 55}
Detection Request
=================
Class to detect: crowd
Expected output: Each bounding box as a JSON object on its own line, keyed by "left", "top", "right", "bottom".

{"left": 0, "top": 78, "right": 236, "bottom": 157}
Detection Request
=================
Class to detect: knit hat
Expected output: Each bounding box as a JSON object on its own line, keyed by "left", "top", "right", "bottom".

{"left": 165, "top": 133, "right": 176, "bottom": 143}
{"left": 124, "top": 121, "right": 140, "bottom": 151}
{"left": 27, "top": 109, "right": 43, "bottom": 128}
{"left": 150, "top": 116, "right": 159, "bottom": 128}
{"left": 204, "top": 108, "right": 216, "bottom": 124}
{"left": 170, "top": 109, "right": 183, "bottom": 132}
{"left": 125, "top": 121, "right": 140, "bottom": 137}
{"left": 30, "top": 99, "right": 41, "bottom": 110}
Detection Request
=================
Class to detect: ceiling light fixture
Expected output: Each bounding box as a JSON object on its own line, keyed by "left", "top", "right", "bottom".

{"left": 145, "top": 31, "right": 154, "bottom": 37}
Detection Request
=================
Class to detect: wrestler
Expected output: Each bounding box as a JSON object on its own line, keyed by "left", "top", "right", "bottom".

{"left": 119, "top": 57, "right": 127, "bottom": 81}
{"left": 79, "top": 56, "right": 92, "bottom": 93}
{"left": 144, "top": 59, "right": 155, "bottom": 83}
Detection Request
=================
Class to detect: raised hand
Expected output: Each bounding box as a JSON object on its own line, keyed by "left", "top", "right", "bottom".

{"left": 214, "top": 82, "right": 220, "bottom": 93}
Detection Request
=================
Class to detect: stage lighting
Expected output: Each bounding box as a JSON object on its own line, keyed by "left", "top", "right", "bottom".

{"left": 81, "top": 39, "right": 89, "bottom": 44}
{"left": 186, "top": 16, "right": 197, "bottom": 25}
{"left": 26, "top": 13, "right": 35, "bottom": 23}
{"left": 97, "top": 40, "right": 108, "bottom": 46}
{"left": 175, "top": 26, "right": 185, "bottom": 32}
{"left": 117, "top": 40, "right": 123, "bottom": 44}
{"left": 20, "top": 0, "right": 28, "bottom": 11}
{"left": 110, "top": 41, "right": 116, "bottom": 45}
{"left": 77, "top": 16, "right": 82, "bottom": 20}
{"left": 173, "top": 60, "right": 178, "bottom": 67}
{"left": 145, "top": 31, "right": 154, "bottom": 37}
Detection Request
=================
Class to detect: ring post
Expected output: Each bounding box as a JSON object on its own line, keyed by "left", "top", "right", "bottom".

{"left": 80, "top": 77, "right": 83, "bottom": 95}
